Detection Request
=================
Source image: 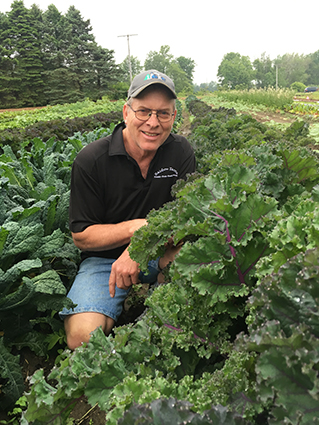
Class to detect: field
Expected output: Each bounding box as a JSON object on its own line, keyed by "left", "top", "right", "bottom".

{"left": 1, "top": 92, "right": 319, "bottom": 424}
{"left": 199, "top": 91, "right": 319, "bottom": 142}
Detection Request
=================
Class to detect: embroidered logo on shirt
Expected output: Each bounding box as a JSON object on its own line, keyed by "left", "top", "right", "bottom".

{"left": 154, "top": 167, "right": 178, "bottom": 179}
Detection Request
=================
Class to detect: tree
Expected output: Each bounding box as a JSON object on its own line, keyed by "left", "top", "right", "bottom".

{"left": 275, "top": 53, "right": 310, "bottom": 88}
{"left": 63, "top": 6, "right": 96, "bottom": 98}
{"left": 0, "top": 2, "right": 122, "bottom": 107}
{"left": 175, "top": 56, "right": 196, "bottom": 82}
{"left": 291, "top": 82, "right": 306, "bottom": 92}
{"left": 41, "top": 5, "right": 70, "bottom": 71}
{"left": 42, "top": 68, "right": 82, "bottom": 105}
{"left": 0, "top": 12, "right": 20, "bottom": 107}
{"left": 119, "top": 56, "right": 142, "bottom": 84}
{"left": 194, "top": 81, "right": 218, "bottom": 93}
{"left": 1, "top": 0, "right": 45, "bottom": 106}
{"left": 217, "top": 52, "right": 253, "bottom": 89}
{"left": 89, "top": 44, "right": 120, "bottom": 100}
{"left": 306, "top": 50, "right": 319, "bottom": 85}
{"left": 40, "top": 5, "right": 72, "bottom": 103}
{"left": 167, "top": 61, "right": 193, "bottom": 94}
{"left": 144, "top": 45, "right": 173, "bottom": 73}
{"left": 253, "top": 52, "right": 276, "bottom": 88}
{"left": 144, "top": 45, "right": 195, "bottom": 94}
{"left": 40, "top": 5, "right": 119, "bottom": 103}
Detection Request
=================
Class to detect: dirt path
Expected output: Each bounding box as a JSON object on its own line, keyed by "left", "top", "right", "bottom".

{"left": 248, "top": 110, "right": 296, "bottom": 125}
{"left": 0, "top": 106, "right": 47, "bottom": 113}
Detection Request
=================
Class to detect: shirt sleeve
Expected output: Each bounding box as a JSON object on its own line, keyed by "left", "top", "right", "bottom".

{"left": 68, "top": 158, "right": 105, "bottom": 233}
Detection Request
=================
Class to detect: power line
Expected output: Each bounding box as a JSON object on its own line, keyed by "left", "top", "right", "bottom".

{"left": 118, "top": 34, "right": 138, "bottom": 83}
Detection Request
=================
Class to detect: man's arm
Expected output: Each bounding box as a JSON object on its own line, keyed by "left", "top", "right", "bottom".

{"left": 71, "top": 219, "right": 147, "bottom": 252}
{"left": 72, "top": 219, "right": 147, "bottom": 298}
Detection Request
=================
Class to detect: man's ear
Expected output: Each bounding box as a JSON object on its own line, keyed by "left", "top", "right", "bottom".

{"left": 171, "top": 108, "right": 177, "bottom": 125}
{"left": 123, "top": 103, "right": 129, "bottom": 123}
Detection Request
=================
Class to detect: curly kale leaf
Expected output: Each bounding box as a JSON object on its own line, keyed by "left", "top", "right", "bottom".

{"left": 238, "top": 248, "right": 319, "bottom": 424}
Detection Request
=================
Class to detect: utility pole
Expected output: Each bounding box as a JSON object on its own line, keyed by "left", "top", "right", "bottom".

{"left": 118, "top": 34, "right": 138, "bottom": 83}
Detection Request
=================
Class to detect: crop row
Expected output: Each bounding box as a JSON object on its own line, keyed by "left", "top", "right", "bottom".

{"left": 0, "top": 98, "right": 125, "bottom": 131}
{"left": 0, "top": 97, "right": 185, "bottom": 417}
{"left": 212, "top": 87, "right": 295, "bottom": 110}
{"left": 0, "top": 111, "right": 123, "bottom": 155}
{"left": 0, "top": 122, "right": 119, "bottom": 413}
{"left": 289, "top": 100, "right": 319, "bottom": 116}
{"left": 11, "top": 98, "right": 319, "bottom": 424}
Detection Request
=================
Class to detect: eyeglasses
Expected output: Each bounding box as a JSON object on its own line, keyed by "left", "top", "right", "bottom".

{"left": 127, "top": 104, "right": 174, "bottom": 123}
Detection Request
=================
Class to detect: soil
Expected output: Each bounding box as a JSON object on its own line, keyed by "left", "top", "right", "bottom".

{"left": 0, "top": 106, "right": 47, "bottom": 113}
{"left": 247, "top": 109, "right": 296, "bottom": 125}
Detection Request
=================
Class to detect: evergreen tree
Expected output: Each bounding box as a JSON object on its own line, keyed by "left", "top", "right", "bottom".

{"left": 0, "top": 2, "right": 147, "bottom": 107}
{"left": 2, "top": 1, "right": 44, "bottom": 106}
{"left": 63, "top": 6, "right": 96, "bottom": 100}
{"left": 41, "top": 5, "right": 77, "bottom": 104}
{"left": 41, "top": 5, "right": 70, "bottom": 71}
{"left": 88, "top": 44, "right": 120, "bottom": 100}
{"left": 0, "top": 12, "right": 20, "bottom": 107}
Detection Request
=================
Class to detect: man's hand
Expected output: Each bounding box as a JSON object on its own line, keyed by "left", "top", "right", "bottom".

{"left": 158, "top": 238, "right": 184, "bottom": 270}
{"left": 157, "top": 238, "right": 184, "bottom": 284}
{"left": 109, "top": 247, "right": 140, "bottom": 298}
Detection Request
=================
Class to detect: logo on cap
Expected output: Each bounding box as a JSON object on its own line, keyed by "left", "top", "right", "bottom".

{"left": 144, "top": 71, "right": 166, "bottom": 82}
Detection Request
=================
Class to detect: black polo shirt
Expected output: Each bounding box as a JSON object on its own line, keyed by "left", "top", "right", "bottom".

{"left": 69, "top": 122, "right": 196, "bottom": 260}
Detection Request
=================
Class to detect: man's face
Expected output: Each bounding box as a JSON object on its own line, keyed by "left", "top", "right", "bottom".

{"left": 123, "top": 87, "right": 176, "bottom": 157}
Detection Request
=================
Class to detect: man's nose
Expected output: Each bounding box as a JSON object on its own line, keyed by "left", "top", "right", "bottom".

{"left": 147, "top": 111, "right": 160, "bottom": 125}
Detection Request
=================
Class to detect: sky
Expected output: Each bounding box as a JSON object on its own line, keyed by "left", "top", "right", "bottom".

{"left": 1, "top": 0, "right": 318, "bottom": 85}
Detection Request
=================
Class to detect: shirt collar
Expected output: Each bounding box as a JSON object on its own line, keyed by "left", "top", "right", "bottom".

{"left": 109, "top": 122, "right": 127, "bottom": 156}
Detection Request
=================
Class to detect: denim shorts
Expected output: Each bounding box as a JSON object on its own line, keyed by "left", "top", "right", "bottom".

{"left": 59, "top": 256, "right": 159, "bottom": 322}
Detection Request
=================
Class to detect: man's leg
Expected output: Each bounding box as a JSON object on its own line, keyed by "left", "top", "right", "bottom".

{"left": 60, "top": 257, "right": 129, "bottom": 350}
{"left": 64, "top": 312, "right": 115, "bottom": 350}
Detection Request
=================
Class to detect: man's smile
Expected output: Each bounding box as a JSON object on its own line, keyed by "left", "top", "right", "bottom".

{"left": 142, "top": 131, "right": 159, "bottom": 137}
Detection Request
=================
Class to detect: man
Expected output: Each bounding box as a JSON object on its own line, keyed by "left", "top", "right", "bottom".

{"left": 60, "top": 69, "right": 196, "bottom": 350}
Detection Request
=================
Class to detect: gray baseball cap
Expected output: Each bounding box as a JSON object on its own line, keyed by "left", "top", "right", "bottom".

{"left": 127, "top": 69, "right": 177, "bottom": 99}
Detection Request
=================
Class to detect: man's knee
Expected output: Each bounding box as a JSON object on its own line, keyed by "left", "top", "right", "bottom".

{"left": 64, "top": 312, "right": 115, "bottom": 350}
{"left": 66, "top": 331, "right": 86, "bottom": 351}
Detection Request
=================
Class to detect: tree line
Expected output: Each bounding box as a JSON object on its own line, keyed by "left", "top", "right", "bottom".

{"left": 217, "top": 51, "right": 319, "bottom": 90}
{"left": 1, "top": 1, "right": 318, "bottom": 109}
{"left": 0, "top": 1, "right": 123, "bottom": 108}
{"left": 0, "top": 1, "right": 195, "bottom": 108}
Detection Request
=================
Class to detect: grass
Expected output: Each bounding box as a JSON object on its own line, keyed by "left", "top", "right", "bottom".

{"left": 210, "top": 87, "right": 295, "bottom": 110}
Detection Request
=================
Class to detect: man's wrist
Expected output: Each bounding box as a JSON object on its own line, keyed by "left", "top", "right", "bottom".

{"left": 158, "top": 258, "right": 164, "bottom": 271}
